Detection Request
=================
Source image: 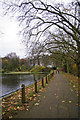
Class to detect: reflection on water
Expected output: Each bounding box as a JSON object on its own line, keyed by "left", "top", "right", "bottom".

{"left": 1, "top": 73, "right": 45, "bottom": 97}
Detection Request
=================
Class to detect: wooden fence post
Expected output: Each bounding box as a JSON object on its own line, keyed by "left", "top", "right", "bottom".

{"left": 34, "top": 75, "right": 37, "bottom": 93}
{"left": 46, "top": 76, "right": 48, "bottom": 84}
{"left": 35, "top": 79, "right": 37, "bottom": 93}
{"left": 47, "top": 75, "right": 49, "bottom": 81}
{"left": 21, "top": 84, "right": 25, "bottom": 103}
{"left": 42, "top": 77, "right": 45, "bottom": 88}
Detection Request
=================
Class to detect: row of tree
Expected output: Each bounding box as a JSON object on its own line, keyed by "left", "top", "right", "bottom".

{"left": 1, "top": 51, "right": 77, "bottom": 76}
{"left": 1, "top": 0, "right": 79, "bottom": 77}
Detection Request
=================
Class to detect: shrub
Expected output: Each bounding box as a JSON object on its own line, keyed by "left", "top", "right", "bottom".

{"left": 30, "top": 65, "right": 45, "bottom": 73}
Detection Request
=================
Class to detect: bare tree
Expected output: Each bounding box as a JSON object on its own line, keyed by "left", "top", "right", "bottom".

{"left": 2, "top": 0, "right": 80, "bottom": 79}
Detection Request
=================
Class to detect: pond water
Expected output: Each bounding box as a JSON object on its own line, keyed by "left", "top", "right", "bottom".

{"left": 0, "top": 73, "right": 45, "bottom": 98}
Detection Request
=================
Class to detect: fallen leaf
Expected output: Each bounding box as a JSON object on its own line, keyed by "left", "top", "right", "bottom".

{"left": 18, "top": 95, "right": 21, "bottom": 97}
{"left": 62, "top": 100, "right": 65, "bottom": 103}
{"left": 38, "top": 94, "right": 41, "bottom": 97}
{"left": 17, "top": 106, "right": 20, "bottom": 109}
{"left": 10, "top": 101, "right": 14, "bottom": 104}
{"left": 20, "top": 107, "right": 24, "bottom": 110}
{"left": 2, "top": 112, "right": 5, "bottom": 115}
{"left": 35, "top": 103, "right": 39, "bottom": 106}
{"left": 14, "top": 102, "right": 18, "bottom": 105}
{"left": 27, "top": 106, "right": 30, "bottom": 108}
{"left": 3, "top": 99, "right": 6, "bottom": 102}
{"left": 7, "top": 108, "right": 11, "bottom": 111}
{"left": 38, "top": 100, "right": 40, "bottom": 102}
{"left": 14, "top": 108, "right": 17, "bottom": 110}
{"left": 33, "top": 94, "right": 36, "bottom": 97}
{"left": 24, "top": 103, "right": 28, "bottom": 106}
{"left": 43, "top": 96, "right": 46, "bottom": 99}
{"left": 33, "top": 98, "right": 36, "bottom": 101}
{"left": 50, "top": 106, "right": 51, "bottom": 110}
{"left": 56, "top": 96, "right": 59, "bottom": 98}
{"left": 68, "top": 101, "right": 72, "bottom": 103}
{"left": 71, "top": 89, "right": 73, "bottom": 92}
{"left": 77, "top": 94, "right": 78, "bottom": 96}
{"left": 26, "top": 108, "right": 29, "bottom": 111}
{"left": 9, "top": 116, "right": 13, "bottom": 119}
{"left": 29, "top": 97, "right": 32, "bottom": 100}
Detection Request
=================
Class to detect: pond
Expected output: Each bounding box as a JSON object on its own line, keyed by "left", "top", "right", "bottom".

{"left": 0, "top": 73, "right": 46, "bottom": 98}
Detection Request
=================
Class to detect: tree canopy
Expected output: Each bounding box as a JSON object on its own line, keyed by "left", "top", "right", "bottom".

{"left": 1, "top": 0, "right": 80, "bottom": 78}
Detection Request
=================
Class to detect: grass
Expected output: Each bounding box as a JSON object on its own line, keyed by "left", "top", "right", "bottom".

{"left": 3, "top": 71, "right": 31, "bottom": 75}
{"left": 28, "top": 91, "right": 36, "bottom": 97}
{"left": 3, "top": 71, "right": 45, "bottom": 75}
{"left": 64, "top": 73, "right": 78, "bottom": 94}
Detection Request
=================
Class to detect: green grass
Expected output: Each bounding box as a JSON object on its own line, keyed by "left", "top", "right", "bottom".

{"left": 28, "top": 91, "right": 36, "bottom": 97}
{"left": 37, "top": 85, "right": 42, "bottom": 91}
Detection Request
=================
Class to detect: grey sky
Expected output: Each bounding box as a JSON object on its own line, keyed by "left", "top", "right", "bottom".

{"left": 0, "top": 0, "right": 73, "bottom": 58}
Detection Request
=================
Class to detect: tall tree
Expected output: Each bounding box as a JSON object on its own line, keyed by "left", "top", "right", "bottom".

{"left": 2, "top": 0, "right": 80, "bottom": 79}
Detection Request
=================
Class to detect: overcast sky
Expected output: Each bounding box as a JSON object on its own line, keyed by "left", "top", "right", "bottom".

{"left": 0, "top": 0, "right": 73, "bottom": 58}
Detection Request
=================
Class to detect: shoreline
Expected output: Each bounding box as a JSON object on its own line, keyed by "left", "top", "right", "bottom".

{"left": 2, "top": 71, "right": 46, "bottom": 75}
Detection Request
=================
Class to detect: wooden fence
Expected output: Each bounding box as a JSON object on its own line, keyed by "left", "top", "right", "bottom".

{"left": 21, "top": 71, "right": 54, "bottom": 103}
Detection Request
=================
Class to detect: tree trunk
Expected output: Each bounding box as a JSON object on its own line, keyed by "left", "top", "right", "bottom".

{"left": 37, "top": 55, "right": 40, "bottom": 65}
{"left": 33, "top": 57, "right": 35, "bottom": 66}
{"left": 67, "top": 59, "right": 69, "bottom": 73}
{"left": 77, "top": 41, "right": 80, "bottom": 117}
{"left": 77, "top": 42, "right": 80, "bottom": 80}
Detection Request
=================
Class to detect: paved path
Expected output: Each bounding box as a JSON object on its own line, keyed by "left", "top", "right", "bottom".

{"left": 14, "top": 74, "right": 78, "bottom": 118}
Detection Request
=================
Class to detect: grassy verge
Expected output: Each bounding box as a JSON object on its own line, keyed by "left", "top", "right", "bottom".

{"left": 3, "top": 71, "right": 46, "bottom": 75}
{"left": 64, "top": 73, "right": 78, "bottom": 94}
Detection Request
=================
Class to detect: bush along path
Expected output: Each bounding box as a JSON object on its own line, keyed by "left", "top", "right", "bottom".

{"left": 1, "top": 71, "right": 54, "bottom": 119}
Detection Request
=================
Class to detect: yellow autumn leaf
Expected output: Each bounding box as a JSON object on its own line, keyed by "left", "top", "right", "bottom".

{"left": 50, "top": 106, "right": 51, "bottom": 110}
{"left": 17, "top": 106, "right": 20, "bottom": 109}
{"left": 3, "top": 99, "right": 6, "bottom": 102}
{"left": 38, "top": 100, "right": 40, "bottom": 102}
{"left": 9, "top": 116, "right": 13, "bottom": 119}
{"left": 35, "top": 103, "right": 39, "bottom": 106}
{"left": 24, "top": 103, "right": 28, "bottom": 106}
{"left": 14, "top": 108, "right": 17, "bottom": 110}
{"left": 62, "top": 100, "right": 65, "bottom": 103}
{"left": 73, "top": 85, "right": 75, "bottom": 88}
{"left": 56, "top": 96, "right": 59, "bottom": 98}
{"left": 20, "top": 107, "right": 24, "bottom": 110}
{"left": 14, "top": 102, "right": 18, "bottom": 105}
{"left": 2, "top": 112, "right": 5, "bottom": 115}
{"left": 43, "top": 96, "right": 46, "bottom": 99}
{"left": 33, "top": 94, "right": 36, "bottom": 97}
{"left": 34, "top": 98, "right": 36, "bottom": 100}
{"left": 27, "top": 106, "right": 30, "bottom": 108}
{"left": 77, "top": 94, "right": 78, "bottom": 96}
{"left": 68, "top": 101, "right": 72, "bottom": 103}
{"left": 38, "top": 94, "right": 41, "bottom": 96}
{"left": 71, "top": 89, "right": 73, "bottom": 92}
